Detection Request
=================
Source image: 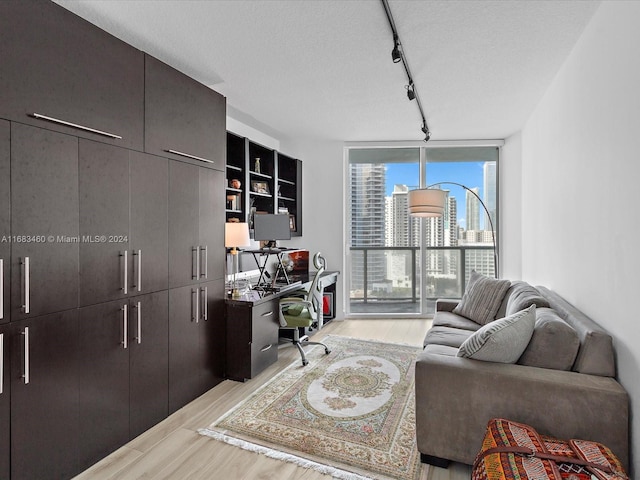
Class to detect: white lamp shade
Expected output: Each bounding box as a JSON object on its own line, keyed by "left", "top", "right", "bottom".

{"left": 225, "top": 222, "right": 251, "bottom": 248}
{"left": 408, "top": 189, "right": 446, "bottom": 217}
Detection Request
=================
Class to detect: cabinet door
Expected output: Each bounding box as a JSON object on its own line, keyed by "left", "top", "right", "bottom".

{"left": 0, "top": 1, "right": 144, "bottom": 150}
{"left": 0, "top": 325, "right": 9, "bottom": 480}
{"left": 10, "top": 311, "right": 79, "bottom": 480}
{"left": 168, "top": 285, "right": 206, "bottom": 413}
{"left": 130, "top": 152, "right": 169, "bottom": 295}
{"left": 200, "top": 279, "right": 226, "bottom": 390}
{"left": 79, "top": 140, "right": 130, "bottom": 306}
{"left": 129, "top": 291, "right": 169, "bottom": 439}
{"left": 78, "top": 300, "right": 130, "bottom": 470}
{"left": 250, "top": 299, "right": 280, "bottom": 378}
{"left": 199, "top": 168, "right": 226, "bottom": 282}
{"left": 10, "top": 124, "right": 79, "bottom": 320}
{"left": 0, "top": 120, "right": 9, "bottom": 324}
{"left": 144, "top": 55, "right": 226, "bottom": 171}
{"left": 169, "top": 161, "right": 200, "bottom": 288}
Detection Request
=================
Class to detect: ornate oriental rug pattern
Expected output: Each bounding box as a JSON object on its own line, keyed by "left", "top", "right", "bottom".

{"left": 199, "top": 335, "right": 423, "bottom": 480}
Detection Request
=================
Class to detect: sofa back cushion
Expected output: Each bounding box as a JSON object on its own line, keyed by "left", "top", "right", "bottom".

{"left": 537, "top": 286, "right": 616, "bottom": 377}
{"left": 452, "top": 271, "right": 511, "bottom": 325}
{"left": 517, "top": 307, "right": 580, "bottom": 370}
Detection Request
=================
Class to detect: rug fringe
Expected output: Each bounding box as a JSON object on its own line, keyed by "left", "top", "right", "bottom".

{"left": 197, "top": 428, "right": 373, "bottom": 480}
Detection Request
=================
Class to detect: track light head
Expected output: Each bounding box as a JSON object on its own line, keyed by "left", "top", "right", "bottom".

{"left": 406, "top": 83, "right": 415, "bottom": 101}
{"left": 421, "top": 123, "right": 431, "bottom": 142}
{"left": 391, "top": 35, "right": 402, "bottom": 63}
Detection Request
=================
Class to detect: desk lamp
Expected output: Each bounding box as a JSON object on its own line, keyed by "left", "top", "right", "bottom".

{"left": 225, "top": 222, "right": 251, "bottom": 298}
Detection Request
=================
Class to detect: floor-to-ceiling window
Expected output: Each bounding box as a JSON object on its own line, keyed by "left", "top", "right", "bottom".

{"left": 346, "top": 144, "right": 500, "bottom": 317}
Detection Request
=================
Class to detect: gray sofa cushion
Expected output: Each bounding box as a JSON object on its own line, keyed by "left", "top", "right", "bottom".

{"left": 457, "top": 305, "right": 536, "bottom": 363}
{"left": 423, "top": 326, "right": 474, "bottom": 349}
{"left": 432, "top": 311, "right": 480, "bottom": 331}
{"left": 452, "top": 271, "right": 511, "bottom": 325}
{"left": 518, "top": 307, "right": 580, "bottom": 370}
{"left": 423, "top": 344, "right": 459, "bottom": 357}
{"left": 505, "top": 281, "right": 551, "bottom": 316}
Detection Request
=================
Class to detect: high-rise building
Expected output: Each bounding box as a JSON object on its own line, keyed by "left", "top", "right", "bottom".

{"left": 483, "top": 162, "right": 497, "bottom": 230}
{"left": 466, "top": 187, "right": 480, "bottom": 231}
{"left": 349, "top": 163, "right": 387, "bottom": 290}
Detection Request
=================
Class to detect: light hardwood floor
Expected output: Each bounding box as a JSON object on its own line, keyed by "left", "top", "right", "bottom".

{"left": 73, "top": 318, "right": 472, "bottom": 480}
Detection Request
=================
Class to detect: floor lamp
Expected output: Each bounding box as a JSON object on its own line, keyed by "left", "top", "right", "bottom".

{"left": 225, "top": 222, "right": 251, "bottom": 298}
{"left": 408, "top": 182, "right": 498, "bottom": 278}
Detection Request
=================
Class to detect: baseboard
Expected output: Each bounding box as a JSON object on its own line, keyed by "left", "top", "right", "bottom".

{"left": 420, "top": 454, "right": 451, "bottom": 468}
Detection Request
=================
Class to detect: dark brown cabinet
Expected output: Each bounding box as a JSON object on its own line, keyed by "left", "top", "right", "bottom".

{"left": 168, "top": 279, "right": 225, "bottom": 413}
{"left": 226, "top": 298, "right": 280, "bottom": 381}
{"left": 10, "top": 311, "right": 80, "bottom": 480}
{"left": 78, "top": 291, "right": 168, "bottom": 469}
{"left": 10, "top": 124, "right": 79, "bottom": 321}
{"left": 0, "top": 325, "right": 9, "bottom": 480}
{"left": 144, "top": 55, "right": 226, "bottom": 171}
{"left": 0, "top": 1, "right": 144, "bottom": 151}
{"left": 169, "top": 161, "right": 225, "bottom": 288}
{"left": 79, "top": 140, "right": 168, "bottom": 307}
{"left": 0, "top": 120, "right": 9, "bottom": 325}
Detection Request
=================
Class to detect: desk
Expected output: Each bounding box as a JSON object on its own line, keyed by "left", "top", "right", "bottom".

{"left": 245, "top": 247, "right": 301, "bottom": 287}
{"left": 225, "top": 270, "right": 339, "bottom": 381}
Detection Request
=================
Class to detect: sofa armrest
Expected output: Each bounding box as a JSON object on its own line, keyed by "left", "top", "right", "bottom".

{"left": 435, "top": 299, "right": 459, "bottom": 312}
{"left": 415, "top": 351, "right": 629, "bottom": 469}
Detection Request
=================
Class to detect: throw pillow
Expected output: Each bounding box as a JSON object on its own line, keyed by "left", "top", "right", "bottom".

{"left": 452, "top": 271, "right": 511, "bottom": 325}
{"left": 457, "top": 305, "right": 536, "bottom": 363}
{"left": 505, "top": 281, "right": 550, "bottom": 316}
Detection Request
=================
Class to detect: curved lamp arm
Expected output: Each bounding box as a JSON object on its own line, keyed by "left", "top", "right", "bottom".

{"left": 425, "top": 182, "right": 498, "bottom": 278}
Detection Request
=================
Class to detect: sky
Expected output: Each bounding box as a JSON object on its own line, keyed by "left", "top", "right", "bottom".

{"left": 385, "top": 161, "right": 487, "bottom": 227}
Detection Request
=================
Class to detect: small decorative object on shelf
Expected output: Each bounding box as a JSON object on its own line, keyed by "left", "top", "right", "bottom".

{"left": 254, "top": 157, "right": 261, "bottom": 173}
{"left": 251, "top": 180, "right": 269, "bottom": 194}
{"left": 229, "top": 178, "right": 241, "bottom": 189}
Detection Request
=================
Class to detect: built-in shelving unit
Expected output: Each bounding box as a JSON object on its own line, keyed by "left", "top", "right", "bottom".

{"left": 225, "top": 132, "right": 302, "bottom": 236}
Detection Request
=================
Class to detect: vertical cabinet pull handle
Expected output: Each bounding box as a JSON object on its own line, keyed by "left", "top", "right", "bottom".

{"left": 135, "top": 301, "right": 142, "bottom": 344}
{"left": 191, "top": 288, "right": 199, "bottom": 323}
{"left": 200, "top": 245, "right": 208, "bottom": 279}
{"left": 121, "top": 250, "right": 128, "bottom": 295}
{"left": 132, "top": 250, "right": 142, "bottom": 292}
{"left": 21, "top": 256, "right": 30, "bottom": 314}
{"left": 0, "top": 258, "right": 4, "bottom": 319}
{"left": 0, "top": 333, "right": 4, "bottom": 394}
{"left": 21, "top": 327, "right": 29, "bottom": 384}
{"left": 201, "top": 286, "right": 208, "bottom": 321}
{"left": 122, "top": 304, "right": 128, "bottom": 349}
{"left": 192, "top": 247, "right": 200, "bottom": 280}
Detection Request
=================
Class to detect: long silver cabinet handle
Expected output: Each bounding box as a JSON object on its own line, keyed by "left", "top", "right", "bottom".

{"left": 200, "top": 246, "right": 208, "bottom": 279}
{"left": 122, "top": 304, "right": 128, "bottom": 349}
{"left": 0, "top": 258, "right": 4, "bottom": 319}
{"left": 132, "top": 250, "right": 142, "bottom": 292}
{"left": 191, "top": 288, "right": 199, "bottom": 323}
{"left": 201, "top": 286, "right": 208, "bottom": 321}
{"left": 21, "top": 327, "right": 29, "bottom": 384}
{"left": 0, "top": 333, "right": 4, "bottom": 394}
{"left": 121, "top": 250, "right": 128, "bottom": 295}
{"left": 192, "top": 247, "right": 200, "bottom": 280}
{"left": 134, "top": 301, "right": 142, "bottom": 344}
{"left": 166, "top": 149, "right": 214, "bottom": 164}
{"left": 31, "top": 113, "right": 122, "bottom": 139}
{"left": 21, "top": 256, "right": 30, "bottom": 314}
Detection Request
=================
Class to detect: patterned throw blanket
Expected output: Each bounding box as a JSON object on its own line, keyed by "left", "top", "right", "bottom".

{"left": 472, "top": 418, "right": 627, "bottom": 480}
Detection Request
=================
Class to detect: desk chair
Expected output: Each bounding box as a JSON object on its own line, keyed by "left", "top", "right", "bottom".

{"left": 278, "top": 252, "right": 331, "bottom": 366}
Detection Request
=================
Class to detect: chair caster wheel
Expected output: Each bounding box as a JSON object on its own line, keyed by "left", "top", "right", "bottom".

{"left": 325, "top": 348, "right": 331, "bottom": 354}
{"left": 302, "top": 360, "right": 309, "bottom": 366}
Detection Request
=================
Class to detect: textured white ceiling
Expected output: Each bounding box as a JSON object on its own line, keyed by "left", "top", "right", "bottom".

{"left": 54, "top": 0, "right": 600, "bottom": 142}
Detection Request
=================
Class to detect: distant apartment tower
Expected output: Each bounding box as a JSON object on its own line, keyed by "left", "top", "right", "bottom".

{"left": 483, "top": 162, "right": 497, "bottom": 230}
{"left": 466, "top": 187, "right": 481, "bottom": 231}
{"left": 349, "top": 163, "right": 387, "bottom": 290}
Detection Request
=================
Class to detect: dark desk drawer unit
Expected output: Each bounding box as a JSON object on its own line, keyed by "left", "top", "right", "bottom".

{"left": 226, "top": 298, "right": 279, "bottom": 381}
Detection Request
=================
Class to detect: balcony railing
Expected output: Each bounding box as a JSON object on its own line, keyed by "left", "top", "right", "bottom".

{"left": 349, "top": 245, "right": 495, "bottom": 314}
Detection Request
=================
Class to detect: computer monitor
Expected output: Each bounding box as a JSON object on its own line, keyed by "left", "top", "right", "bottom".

{"left": 253, "top": 213, "right": 291, "bottom": 248}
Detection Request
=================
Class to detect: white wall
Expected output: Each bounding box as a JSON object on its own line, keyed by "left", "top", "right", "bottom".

{"left": 519, "top": 1, "right": 640, "bottom": 474}
{"left": 500, "top": 132, "right": 523, "bottom": 280}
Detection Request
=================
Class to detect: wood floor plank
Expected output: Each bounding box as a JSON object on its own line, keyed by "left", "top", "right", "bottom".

{"left": 73, "top": 319, "right": 470, "bottom": 480}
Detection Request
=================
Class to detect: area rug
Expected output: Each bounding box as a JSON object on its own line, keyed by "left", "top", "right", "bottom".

{"left": 198, "top": 335, "right": 424, "bottom": 480}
